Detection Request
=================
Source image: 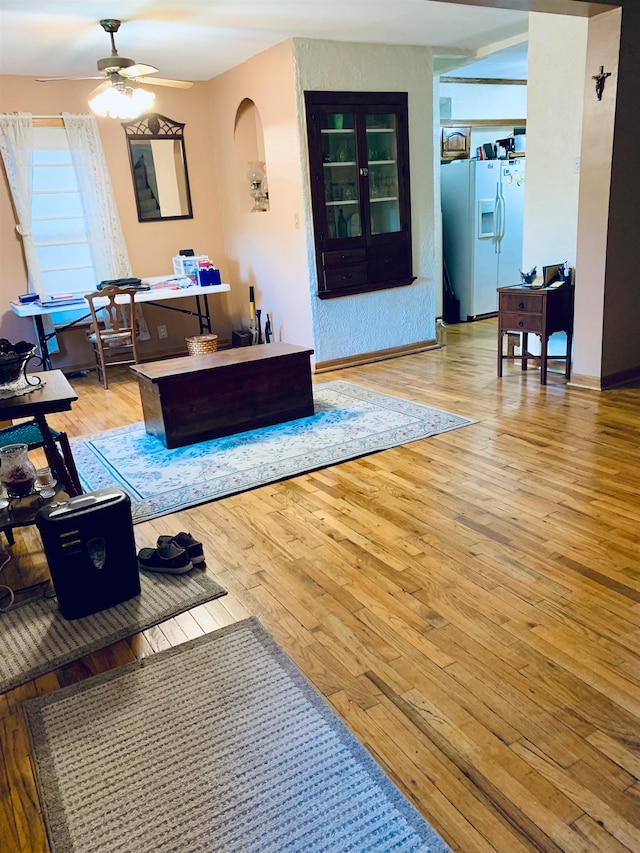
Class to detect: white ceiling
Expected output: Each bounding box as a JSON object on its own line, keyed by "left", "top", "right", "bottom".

{"left": 0, "top": 1, "right": 529, "bottom": 83}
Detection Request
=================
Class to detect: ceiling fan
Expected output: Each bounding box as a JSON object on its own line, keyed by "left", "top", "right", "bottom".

{"left": 36, "top": 19, "right": 193, "bottom": 92}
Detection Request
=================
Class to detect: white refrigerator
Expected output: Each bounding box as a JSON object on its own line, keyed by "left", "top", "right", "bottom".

{"left": 441, "top": 158, "right": 525, "bottom": 321}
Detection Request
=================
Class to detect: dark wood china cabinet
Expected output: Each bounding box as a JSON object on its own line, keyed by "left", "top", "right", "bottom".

{"left": 304, "top": 91, "right": 415, "bottom": 299}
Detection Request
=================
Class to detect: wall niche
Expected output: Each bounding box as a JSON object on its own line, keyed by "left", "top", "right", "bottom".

{"left": 234, "top": 98, "right": 269, "bottom": 212}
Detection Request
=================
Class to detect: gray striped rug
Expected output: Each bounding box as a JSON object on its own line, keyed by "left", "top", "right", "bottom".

{"left": 25, "top": 618, "right": 452, "bottom": 853}
{"left": 0, "top": 570, "right": 226, "bottom": 693}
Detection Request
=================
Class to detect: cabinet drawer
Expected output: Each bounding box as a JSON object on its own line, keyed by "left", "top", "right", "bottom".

{"left": 367, "top": 243, "right": 412, "bottom": 284}
{"left": 500, "top": 292, "right": 543, "bottom": 313}
{"left": 500, "top": 312, "right": 543, "bottom": 334}
{"left": 322, "top": 248, "right": 366, "bottom": 267}
{"left": 323, "top": 263, "right": 368, "bottom": 291}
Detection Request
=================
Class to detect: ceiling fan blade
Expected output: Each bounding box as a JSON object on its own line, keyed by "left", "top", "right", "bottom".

{"left": 134, "top": 76, "right": 194, "bottom": 89}
{"left": 119, "top": 64, "right": 159, "bottom": 79}
{"left": 36, "top": 76, "right": 104, "bottom": 83}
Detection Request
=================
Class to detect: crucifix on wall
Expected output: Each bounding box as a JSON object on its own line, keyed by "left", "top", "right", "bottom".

{"left": 592, "top": 66, "right": 611, "bottom": 101}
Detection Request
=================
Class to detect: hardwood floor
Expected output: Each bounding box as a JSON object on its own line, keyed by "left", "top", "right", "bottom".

{"left": 2, "top": 318, "right": 639, "bottom": 852}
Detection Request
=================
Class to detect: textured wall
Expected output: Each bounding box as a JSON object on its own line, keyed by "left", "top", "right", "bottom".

{"left": 293, "top": 38, "right": 437, "bottom": 365}
{"left": 523, "top": 14, "right": 587, "bottom": 273}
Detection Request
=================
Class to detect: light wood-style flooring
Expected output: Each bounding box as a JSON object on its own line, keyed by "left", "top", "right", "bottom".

{"left": 2, "top": 318, "right": 640, "bottom": 852}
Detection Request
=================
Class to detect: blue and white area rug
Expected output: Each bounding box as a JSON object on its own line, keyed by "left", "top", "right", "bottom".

{"left": 72, "top": 381, "right": 475, "bottom": 523}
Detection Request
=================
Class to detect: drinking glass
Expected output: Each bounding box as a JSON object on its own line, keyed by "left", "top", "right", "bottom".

{"left": 34, "top": 466, "right": 57, "bottom": 499}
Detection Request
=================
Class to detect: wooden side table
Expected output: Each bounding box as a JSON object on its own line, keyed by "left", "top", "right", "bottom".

{"left": 0, "top": 371, "right": 80, "bottom": 495}
{"left": 497, "top": 283, "right": 575, "bottom": 385}
{"left": 0, "top": 487, "right": 64, "bottom": 546}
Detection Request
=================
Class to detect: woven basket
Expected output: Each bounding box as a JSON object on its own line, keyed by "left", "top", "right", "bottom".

{"left": 186, "top": 334, "right": 218, "bottom": 355}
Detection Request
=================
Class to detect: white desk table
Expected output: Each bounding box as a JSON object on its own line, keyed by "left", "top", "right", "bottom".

{"left": 10, "top": 282, "right": 230, "bottom": 369}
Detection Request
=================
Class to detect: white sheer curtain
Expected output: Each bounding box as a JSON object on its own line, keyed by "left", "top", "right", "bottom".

{"left": 62, "top": 113, "right": 131, "bottom": 281}
{"left": 0, "top": 111, "right": 149, "bottom": 344}
{"left": 63, "top": 113, "right": 150, "bottom": 340}
{"left": 0, "top": 112, "right": 44, "bottom": 295}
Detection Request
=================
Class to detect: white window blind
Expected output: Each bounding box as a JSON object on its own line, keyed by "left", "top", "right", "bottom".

{"left": 31, "top": 126, "right": 98, "bottom": 298}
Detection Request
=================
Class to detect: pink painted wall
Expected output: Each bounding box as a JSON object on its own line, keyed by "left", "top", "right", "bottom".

{"left": 0, "top": 76, "right": 231, "bottom": 368}
{"left": 206, "top": 41, "right": 314, "bottom": 349}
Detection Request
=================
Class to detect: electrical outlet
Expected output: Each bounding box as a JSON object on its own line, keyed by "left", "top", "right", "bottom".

{"left": 157, "top": 325, "right": 168, "bottom": 339}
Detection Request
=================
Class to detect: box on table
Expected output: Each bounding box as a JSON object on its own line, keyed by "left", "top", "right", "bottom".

{"left": 172, "top": 255, "right": 209, "bottom": 284}
{"left": 196, "top": 266, "right": 221, "bottom": 287}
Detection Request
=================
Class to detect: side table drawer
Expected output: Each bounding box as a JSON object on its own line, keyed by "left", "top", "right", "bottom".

{"left": 500, "top": 312, "right": 543, "bottom": 334}
{"left": 500, "top": 293, "right": 543, "bottom": 313}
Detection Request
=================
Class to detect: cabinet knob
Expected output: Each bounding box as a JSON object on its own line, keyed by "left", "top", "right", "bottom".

{"left": 341, "top": 274, "right": 352, "bottom": 280}
{"left": 359, "top": 167, "right": 368, "bottom": 177}
{"left": 340, "top": 254, "right": 350, "bottom": 260}
{"left": 518, "top": 302, "right": 525, "bottom": 309}
{"left": 518, "top": 321, "right": 524, "bottom": 328}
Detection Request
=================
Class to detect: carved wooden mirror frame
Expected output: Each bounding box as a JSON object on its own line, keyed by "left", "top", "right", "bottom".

{"left": 122, "top": 113, "right": 193, "bottom": 222}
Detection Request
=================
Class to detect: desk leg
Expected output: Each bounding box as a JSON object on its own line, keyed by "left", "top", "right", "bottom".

{"left": 521, "top": 333, "right": 528, "bottom": 371}
{"left": 497, "top": 330, "right": 503, "bottom": 377}
{"left": 33, "top": 316, "right": 52, "bottom": 370}
{"left": 195, "top": 294, "right": 213, "bottom": 335}
{"left": 565, "top": 328, "right": 573, "bottom": 379}
{"left": 33, "top": 414, "right": 80, "bottom": 497}
{"left": 540, "top": 337, "right": 548, "bottom": 385}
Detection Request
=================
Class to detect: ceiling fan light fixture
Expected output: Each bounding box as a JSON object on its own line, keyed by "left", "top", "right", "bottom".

{"left": 89, "top": 83, "right": 155, "bottom": 120}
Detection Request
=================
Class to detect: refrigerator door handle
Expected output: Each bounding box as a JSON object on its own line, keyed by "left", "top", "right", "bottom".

{"left": 494, "top": 185, "right": 502, "bottom": 253}
{"left": 496, "top": 187, "right": 507, "bottom": 253}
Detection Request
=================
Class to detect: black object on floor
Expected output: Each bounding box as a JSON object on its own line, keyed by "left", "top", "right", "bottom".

{"left": 157, "top": 532, "right": 205, "bottom": 566}
{"left": 232, "top": 329, "right": 252, "bottom": 347}
{"left": 138, "top": 541, "right": 193, "bottom": 575}
{"left": 36, "top": 489, "right": 140, "bottom": 620}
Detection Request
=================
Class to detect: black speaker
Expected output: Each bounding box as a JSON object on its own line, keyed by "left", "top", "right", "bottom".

{"left": 35, "top": 488, "right": 140, "bottom": 620}
{"left": 232, "top": 329, "right": 252, "bottom": 347}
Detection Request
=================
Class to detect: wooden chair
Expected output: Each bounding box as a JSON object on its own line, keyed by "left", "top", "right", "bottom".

{"left": 85, "top": 286, "right": 140, "bottom": 390}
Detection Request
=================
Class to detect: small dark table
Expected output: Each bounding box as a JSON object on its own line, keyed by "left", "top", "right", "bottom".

{"left": 497, "top": 283, "right": 575, "bottom": 385}
{"left": 0, "top": 371, "right": 80, "bottom": 496}
{"left": 131, "top": 343, "right": 315, "bottom": 449}
{"left": 0, "top": 487, "right": 63, "bottom": 546}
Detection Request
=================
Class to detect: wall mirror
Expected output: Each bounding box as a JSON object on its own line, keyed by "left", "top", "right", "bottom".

{"left": 122, "top": 113, "right": 193, "bottom": 222}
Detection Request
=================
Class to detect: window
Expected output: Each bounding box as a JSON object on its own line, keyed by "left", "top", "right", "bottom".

{"left": 32, "top": 126, "right": 98, "bottom": 299}
{"left": 0, "top": 112, "right": 131, "bottom": 319}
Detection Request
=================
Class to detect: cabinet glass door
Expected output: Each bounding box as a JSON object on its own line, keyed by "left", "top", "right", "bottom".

{"left": 321, "top": 112, "right": 361, "bottom": 240}
{"left": 366, "top": 113, "right": 400, "bottom": 235}
{"left": 305, "top": 90, "right": 413, "bottom": 299}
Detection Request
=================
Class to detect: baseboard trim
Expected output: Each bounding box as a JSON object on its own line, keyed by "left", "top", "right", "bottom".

{"left": 568, "top": 374, "right": 602, "bottom": 391}
{"left": 601, "top": 364, "right": 640, "bottom": 389}
{"left": 314, "top": 340, "right": 437, "bottom": 374}
{"left": 570, "top": 363, "right": 640, "bottom": 391}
